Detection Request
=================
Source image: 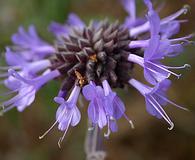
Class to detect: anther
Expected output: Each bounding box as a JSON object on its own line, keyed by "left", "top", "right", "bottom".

{"left": 104, "top": 129, "right": 111, "bottom": 139}
{"left": 128, "top": 120, "right": 135, "bottom": 129}
{"left": 168, "top": 122, "right": 174, "bottom": 131}
{"left": 58, "top": 137, "right": 63, "bottom": 149}
{"left": 184, "top": 64, "right": 191, "bottom": 70}
{"left": 183, "top": 5, "right": 191, "bottom": 14}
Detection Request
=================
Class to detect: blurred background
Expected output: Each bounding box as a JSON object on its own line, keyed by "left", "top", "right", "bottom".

{"left": 0, "top": 0, "right": 195, "bottom": 160}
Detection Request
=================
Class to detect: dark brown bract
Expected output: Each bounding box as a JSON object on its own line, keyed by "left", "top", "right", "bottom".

{"left": 50, "top": 20, "right": 142, "bottom": 91}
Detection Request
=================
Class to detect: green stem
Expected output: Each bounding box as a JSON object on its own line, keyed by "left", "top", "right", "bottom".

{"left": 84, "top": 121, "right": 106, "bottom": 160}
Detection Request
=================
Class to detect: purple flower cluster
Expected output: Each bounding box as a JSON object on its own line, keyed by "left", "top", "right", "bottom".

{"left": 0, "top": 0, "right": 193, "bottom": 146}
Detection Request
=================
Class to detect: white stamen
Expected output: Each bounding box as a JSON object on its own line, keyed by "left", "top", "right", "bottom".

{"left": 147, "top": 61, "right": 183, "bottom": 79}
{"left": 58, "top": 115, "right": 72, "bottom": 148}
{"left": 104, "top": 117, "right": 111, "bottom": 138}
{"left": 130, "top": 5, "right": 191, "bottom": 36}
{"left": 162, "top": 64, "right": 191, "bottom": 70}
{"left": 0, "top": 104, "right": 15, "bottom": 114}
{"left": 148, "top": 96, "right": 174, "bottom": 130}
{"left": 156, "top": 93, "right": 190, "bottom": 112}
{"left": 183, "top": 5, "right": 190, "bottom": 14}
{"left": 128, "top": 120, "right": 135, "bottom": 129}
{"left": 39, "top": 120, "right": 58, "bottom": 140}
{"left": 123, "top": 113, "right": 135, "bottom": 129}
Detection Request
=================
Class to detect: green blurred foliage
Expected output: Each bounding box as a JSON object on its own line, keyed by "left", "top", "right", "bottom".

{"left": 0, "top": 0, "right": 195, "bottom": 160}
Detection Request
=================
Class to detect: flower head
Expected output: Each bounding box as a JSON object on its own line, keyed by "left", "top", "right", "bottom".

{"left": 0, "top": 0, "right": 193, "bottom": 146}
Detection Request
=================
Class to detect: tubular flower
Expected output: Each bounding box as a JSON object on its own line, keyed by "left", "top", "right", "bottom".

{"left": 10, "top": 25, "right": 55, "bottom": 61}
{"left": 1, "top": 69, "right": 60, "bottom": 113}
{"left": 128, "top": 0, "right": 191, "bottom": 85}
{"left": 39, "top": 85, "right": 81, "bottom": 148}
{"left": 48, "top": 13, "right": 85, "bottom": 38}
{"left": 129, "top": 79, "right": 188, "bottom": 130}
{"left": 3, "top": 48, "right": 52, "bottom": 90}
{"left": 0, "top": 0, "right": 193, "bottom": 146}
{"left": 121, "top": 0, "right": 146, "bottom": 28}
{"left": 82, "top": 81, "right": 133, "bottom": 138}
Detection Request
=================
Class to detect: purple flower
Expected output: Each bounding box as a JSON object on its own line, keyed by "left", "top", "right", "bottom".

{"left": 10, "top": 25, "right": 55, "bottom": 61}
{"left": 102, "top": 80, "right": 134, "bottom": 136}
{"left": 129, "top": 1, "right": 193, "bottom": 55}
{"left": 129, "top": 78, "right": 188, "bottom": 130}
{"left": 0, "top": 69, "right": 60, "bottom": 113}
{"left": 2, "top": 48, "right": 52, "bottom": 91}
{"left": 121, "top": 0, "right": 146, "bottom": 28}
{"left": 128, "top": 41, "right": 190, "bottom": 85}
{"left": 82, "top": 82, "right": 107, "bottom": 129}
{"left": 48, "top": 13, "right": 85, "bottom": 38}
{"left": 130, "top": 2, "right": 190, "bottom": 37}
{"left": 83, "top": 81, "right": 134, "bottom": 137}
{"left": 128, "top": 0, "right": 190, "bottom": 85}
{"left": 39, "top": 85, "right": 81, "bottom": 148}
{"left": 0, "top": 0, "right": 192, "bottom": 146}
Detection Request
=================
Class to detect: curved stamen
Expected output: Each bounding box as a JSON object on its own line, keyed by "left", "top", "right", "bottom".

{"left": 104, "top": 116, "right": 111, "bottom": 138}
{"left": 161, "top": 5, "right": 190, "bottom": 25}
{"left": 161, "top": 64, "right": 191, "bottom": 70}
{"left": 0, "top": 104, "right": 16, "bottom": 114}
{"left": 147, "top": 61, "right": 182, "bottom": 79}
{"left": 39, "top": 108, "right": 67, "bottom": 139}
{"left": 130, "top": 5, "right": 190, "bottom": 36}
{"left": 156, "top": 93, "right": 189, "bottom": 111}
{"left": 170, "top": 34, "right": 195, "bottom": 43}
{"left": 123, "top": 113, "right": 135, "bottom": 129}
{"left": 39, "top": 121, "right": 58, "bottom": 140}
{"left": 148, "top": 95, "right": 174, "bottom": 130}
{"left": 58, "top": 115, "right": 72, "bottom": 148}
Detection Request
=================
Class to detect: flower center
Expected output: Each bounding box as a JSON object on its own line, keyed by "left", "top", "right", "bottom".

{"left": 50, "top": 20, "right": 143, "bottom": 90}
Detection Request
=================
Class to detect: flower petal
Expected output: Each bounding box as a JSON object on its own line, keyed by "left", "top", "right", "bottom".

{"left": 88, "top": 101, "right": 98, "bottom": 123}
{"left": 71, "top": 106, "right": 81, "bottom": 126}
{"left": 82, "top": 84, "right": 96, "bottom": 100}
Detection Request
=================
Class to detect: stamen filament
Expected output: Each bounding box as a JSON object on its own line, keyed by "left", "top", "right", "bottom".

{"left": 156, "top": 93, "right": 189, "bottom": 111}
{"left": 58, "top": 115, "right": 72, "bottom": 148}
{"left": 39, "top": 121, "right": 58, "bottom": 139}
{"left": 148, "top": 96, "right": 174, "bottom": 130}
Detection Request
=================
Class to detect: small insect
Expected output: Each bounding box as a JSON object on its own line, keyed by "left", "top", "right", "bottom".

{"left": 75, "top": 70, "right": 86, "bottom": 87}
